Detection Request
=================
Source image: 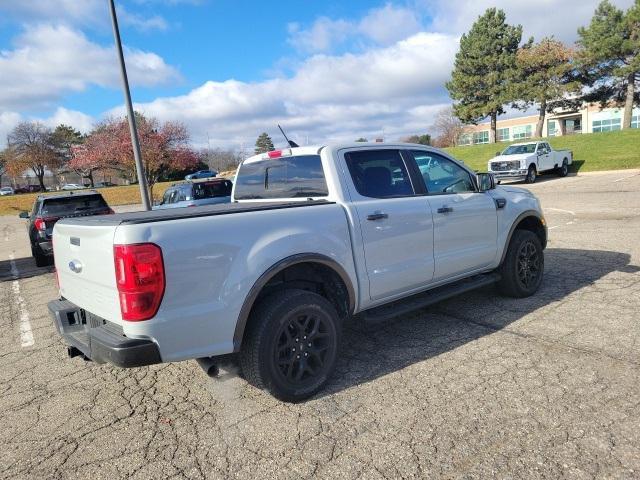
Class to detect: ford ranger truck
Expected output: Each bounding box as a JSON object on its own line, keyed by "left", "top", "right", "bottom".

{"left": 488, "top": 141, "right": 573, "bottom": 183}
{"left": 49, "top": 144, "right": 547, "bottom": 401}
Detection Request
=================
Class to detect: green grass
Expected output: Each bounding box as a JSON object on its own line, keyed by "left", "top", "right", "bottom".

{"left": 445, "top": 129, "right": 640, "bottom": 173}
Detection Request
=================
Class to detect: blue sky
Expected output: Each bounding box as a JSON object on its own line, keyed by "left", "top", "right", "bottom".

{"left": 0, "top": 0, "right": 630, "bottom": 149}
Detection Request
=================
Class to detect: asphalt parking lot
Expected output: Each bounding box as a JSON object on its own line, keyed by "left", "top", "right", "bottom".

{"left": 1, "top": 169, "right": 639, "bottom": 479}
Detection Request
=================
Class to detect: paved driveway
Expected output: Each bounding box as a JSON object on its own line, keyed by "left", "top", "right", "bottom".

{"left": 1, "top": 170, "right": 639, "bottom": 479}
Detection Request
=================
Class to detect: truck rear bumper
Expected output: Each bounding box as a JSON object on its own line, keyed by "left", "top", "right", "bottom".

{"left": 48, "top": 299, "right": 161, "bottom": 368}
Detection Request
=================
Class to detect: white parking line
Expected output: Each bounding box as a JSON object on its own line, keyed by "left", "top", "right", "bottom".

{"left": 613, "top": 173, "right": 638, "bottom": 182}
{"left": 546, "top": 207, "right": 576, "bottom": 216}
{"left": 9, "top": 253, "right": 34, "bottom": 347}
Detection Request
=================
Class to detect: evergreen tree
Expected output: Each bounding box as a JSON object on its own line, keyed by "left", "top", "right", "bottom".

{"left": 513, "top": 37, "right": 579, "bottom": 137}
{"left": 402, "top": 134, "right": 431, "bottom": 145}
{"left": 446, "top": 8, "right": 522, "bottom": 143}
{"left": 254, "top": 132, "right": 275, "bottom": 154}
{"left": 577, "top": 0, "right": 640, "bottom": 129}
{"left": 355, "top": 137, "right": 368, "bottom": 142}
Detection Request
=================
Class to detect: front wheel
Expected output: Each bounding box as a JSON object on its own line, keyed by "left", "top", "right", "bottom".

{"left": 497, "top": 230, "right": 544, "bottom": 298}
{"left": 524, "top": 165, "right": 537, "bottom": 184}
{"left": 239, "top": 289, "right": 341, "bottom": 402}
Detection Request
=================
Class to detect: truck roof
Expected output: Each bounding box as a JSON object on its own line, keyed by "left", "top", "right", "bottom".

{"left": 242, "top": 142, "right": 442, "bottom": 165}
{"left": 507, "top": 141, "right": 542, "bottom": 147}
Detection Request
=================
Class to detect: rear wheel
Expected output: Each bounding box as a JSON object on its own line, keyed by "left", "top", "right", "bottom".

{"left": 239, "top": 289, "right": 341, "bottom": 402}
{"left": 525, "top": 165, "right": 537, "bottom": 184}
{"left": 32, "top": 245, "right": 51, "bottom": 267}
{"left": 497, "top": 230, "right": 544, "bottom": 298}
{"left": 557, "top": 159, "right": 569, "bottom": 177}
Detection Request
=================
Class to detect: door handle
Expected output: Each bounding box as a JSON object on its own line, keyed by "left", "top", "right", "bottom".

{"left": 367, "top": 212, "right": 388, "bottom": 221}
{"left": 437, "top": 206, "right": 453, "bottom": 214}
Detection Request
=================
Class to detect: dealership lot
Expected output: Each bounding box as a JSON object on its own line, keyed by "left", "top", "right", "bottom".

{"left": 1, "top": 170, "right": 639, "bottom": 479}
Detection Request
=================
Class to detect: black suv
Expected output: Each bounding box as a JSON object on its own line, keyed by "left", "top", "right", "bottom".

{"left": 20, "top": 191, "right": 113, "bottom": 267}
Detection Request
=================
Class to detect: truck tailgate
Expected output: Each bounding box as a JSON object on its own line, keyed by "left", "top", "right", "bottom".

{"left": 53, "top": 221, "right": 122, "bottom": 324}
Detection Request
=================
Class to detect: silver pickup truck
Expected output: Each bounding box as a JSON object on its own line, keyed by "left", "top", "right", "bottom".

{"left": 49, "top": 143, "right": 547, "bottom": 401}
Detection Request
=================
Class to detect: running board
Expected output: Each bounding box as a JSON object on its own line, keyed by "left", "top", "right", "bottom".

{"left": 359, "top": 272, "right": 501, "bottom": 324}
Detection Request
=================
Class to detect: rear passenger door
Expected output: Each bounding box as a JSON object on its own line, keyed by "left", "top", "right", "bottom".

{"left": 408, "top": 150, "right": 498, "bottom": 281}
{"left": 342, "top": 148, "right": 435, "bottom": 301}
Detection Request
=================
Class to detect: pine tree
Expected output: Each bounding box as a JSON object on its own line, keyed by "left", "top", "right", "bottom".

{"left": 446, "top": 8, "right": 522, "bottom": 143}
{"left": 577, "top": 0, "right": 640, "bottom": 128}
{"left": 254, "top": 132, "right": 275, "bottom": 154}
{"left": 513, "top": 37, "right": 579, "bottom": 137}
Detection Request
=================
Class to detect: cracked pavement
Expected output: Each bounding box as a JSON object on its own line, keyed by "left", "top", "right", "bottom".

{"left": 1, "top": 170, "right": 639, "bottom": 479}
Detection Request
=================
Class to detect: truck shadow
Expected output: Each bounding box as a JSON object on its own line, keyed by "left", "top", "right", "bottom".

{"left": 0, "top": 256, "right": 54, "bottom": 282}
{"left": 319, "top": 247, "right": 639, "bottom": 398}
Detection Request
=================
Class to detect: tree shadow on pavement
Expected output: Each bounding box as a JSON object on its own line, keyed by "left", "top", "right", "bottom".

{"left": 319, "top": 247, "right": 639, "bottom": 398}
{"left": 0, "top": 255, "right": 54, "bottom": 282}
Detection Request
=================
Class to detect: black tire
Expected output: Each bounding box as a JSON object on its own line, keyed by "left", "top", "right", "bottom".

{"left": 33, "top": 245, "right": 51, "bottom": 267}
{"left": 557, "top": 159, "right": 569, "bottom": 177}
{"left": 524, "top": 165, "right": 537, "bottom": 184}
{"left": 497, "top": 230, "right": 544, "bottom": 298}
{"left": 239, "top": 289, "right": 342, "bottom": 402}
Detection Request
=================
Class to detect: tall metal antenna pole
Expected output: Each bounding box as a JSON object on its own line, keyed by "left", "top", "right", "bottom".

{"left": 108, "top": 0, "right": 151, "bottom": 211}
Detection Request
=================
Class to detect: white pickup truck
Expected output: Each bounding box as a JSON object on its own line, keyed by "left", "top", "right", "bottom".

{"left": 488, "top": 141, "right": 573, "bottom": 183}
{"left": 49, "top": 143, "right": 547, "bottom": 401}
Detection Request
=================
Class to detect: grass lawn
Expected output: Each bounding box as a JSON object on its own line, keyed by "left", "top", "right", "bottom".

{"left": 0, "top": 181, "right": 174, "bottom": 217}
{"left": 445, "top": 129, "right": 640, "bottom": 173}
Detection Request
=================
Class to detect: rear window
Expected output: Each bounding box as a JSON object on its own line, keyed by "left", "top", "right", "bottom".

{"left": 234, "top": 155, "right": 328, "bottom": 200}
{"left": 192, "top": 180, "right": 232, "bottom": 200}
{"left": 41, "top": 195, "right": 108, "bottom": 216}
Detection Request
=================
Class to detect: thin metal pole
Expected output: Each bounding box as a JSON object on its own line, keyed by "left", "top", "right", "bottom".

{"left": 108, "top": 0, "right": 151, "bottom": 211}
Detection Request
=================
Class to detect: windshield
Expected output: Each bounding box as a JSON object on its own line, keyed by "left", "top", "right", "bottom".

{"left": 502, "top": 144, "right": 536, "bottom": 155}
{"left": 192, "top": 181, "right": 232, "bottom": 200}
{"left": 41, "top": 195, "right": 108, "bottom": 216}
{"left": 234, "top": 155, "right": 328, "bottom": 200}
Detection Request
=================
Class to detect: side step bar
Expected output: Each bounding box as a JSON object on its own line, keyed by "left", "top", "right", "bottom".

{"left": 359, "top": 272, "right": 501, "bottom": 324}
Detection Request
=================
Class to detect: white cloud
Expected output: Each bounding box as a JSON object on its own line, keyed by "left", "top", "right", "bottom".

{"left": 0, "top": 112, "right": 23, "bottom": 145}
{"left": 118, "top": 4, "right": 169, "bottom": 32}
{"left": 287, "top": 3, "right": 424, "bottom": 53}
{"left": 42, "top": 108, "right": 95, "bottom": 133}
{"left": 0, "top": 24, "right": 179, "bottom": 111}
{"left": 426, "top": 0, "right": 635, "bottom": 43}
{"left": 112, "top": 32, "right": 457, "bottom": 147}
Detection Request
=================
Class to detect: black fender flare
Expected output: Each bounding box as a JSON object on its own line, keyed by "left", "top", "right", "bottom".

{"left": 500, "top": 210, "right": 547, "bottom": 264}
{"left": 232, "top": 253, "right": 356, "bottom": 351}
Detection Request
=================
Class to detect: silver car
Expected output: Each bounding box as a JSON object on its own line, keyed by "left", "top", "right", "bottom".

{"left": 154, "top": 178, "right": 232, "bottom": 210}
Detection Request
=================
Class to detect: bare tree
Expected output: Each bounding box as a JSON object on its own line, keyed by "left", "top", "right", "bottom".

{"left": 432, "top": 107, "right": 464, "bottom": 148}
{"left": 6, "top": 122, "right": 61, "bottom": 189}
{"left": 205, "top": 148, "right": 243, "bottom": 173}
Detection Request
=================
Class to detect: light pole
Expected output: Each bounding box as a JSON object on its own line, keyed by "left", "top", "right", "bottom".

{"left": 108, "top": 0, "right": 151, "bottom": 211}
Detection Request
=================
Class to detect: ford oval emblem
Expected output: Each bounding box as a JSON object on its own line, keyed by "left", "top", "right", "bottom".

{"left": 68, "top": 260, "right": 83, "bottom": 273}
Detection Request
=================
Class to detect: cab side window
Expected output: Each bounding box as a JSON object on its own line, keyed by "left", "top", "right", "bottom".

{"left": 410, "top": 151, "right": 475, "bottom": 194}
{"left": 345, "top": 149, "right": 414, "bottom": 198}
{"left": 161, "top": 189, "right": 174, "bottom": 205}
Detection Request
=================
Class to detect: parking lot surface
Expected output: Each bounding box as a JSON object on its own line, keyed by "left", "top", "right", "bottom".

{"left": 1, "top": 170, "right": 639, "bottom": 479}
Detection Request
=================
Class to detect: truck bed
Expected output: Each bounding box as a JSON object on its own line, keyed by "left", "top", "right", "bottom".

{"left": 58, "top": 200, "right": 333, "bottom": 226}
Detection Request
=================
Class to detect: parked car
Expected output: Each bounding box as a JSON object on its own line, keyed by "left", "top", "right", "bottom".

{"left": 49, "top": 144, "right": 547, "bottom": 401}
{"left": 488, "top": 141, "right": 573, "bottom": 183}
{"left": 19, "top": 191, "right": 113, "bottom": 267}
{"left": 95, "top": 181, "right": 117, "bottom": 188}
{"left": 154, "top": 178, "right": 232, "bottom": 210}
{"left": 185, "top": 169, "right": 218, "bottom": 180}
{"left": 61, "top": 183, "right": 87, "bottom": 190}
{"left": 14, "top": 185, "right": 45, "bottom": 194}
{"left": 0, "top": 187, "right": 15, "bottom": 196}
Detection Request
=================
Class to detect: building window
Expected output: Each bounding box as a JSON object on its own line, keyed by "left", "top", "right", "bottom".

{"left": 592, "top": 118, "right": 621, "bottom": 132}
{"left": 512, "top": 124, "right": 533, "bottom": 140}
{"left": 632, "top": 115, "right": 639, "bottom": 129}
{"left": 497, "top": 128, "right": 510, "bottom": 142}
{"left": 472, "top": 131, "right": 489, "bottom": 144}
{"left": 458, "top": 133, "right": 472, "bottom": 145}
{"left": 548, "top": 120, "right": 557, "bottom": 136}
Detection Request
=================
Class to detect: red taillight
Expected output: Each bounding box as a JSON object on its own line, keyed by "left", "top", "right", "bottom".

{"left": 100, "top": 208, "right": 115, "bottom": 215}
{"left": 34, "top": 218, "right": 46, "bottom": 231}
{"left": 267, "top": 150, "right": 282, "bottom": 158}
{"left": 113, "top": 243, "right": 165, "bottom": 321}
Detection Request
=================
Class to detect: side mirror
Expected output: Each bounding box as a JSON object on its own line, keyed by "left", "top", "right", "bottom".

{"left": 477, "top": 172, "right": 496, "bottom": 192}
{"left": 496, "top": 151, "right": 501, "bottom": 157}
{"left": 18, "top": 211, "right": 29, "bottom": 219}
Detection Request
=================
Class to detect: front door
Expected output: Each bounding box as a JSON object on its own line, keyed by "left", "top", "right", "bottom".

{"left": 343, "top": 149, "right": 435, "bottom": 301}
{"left": 409, "top": 150, "right": 498, "bottom": 281}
